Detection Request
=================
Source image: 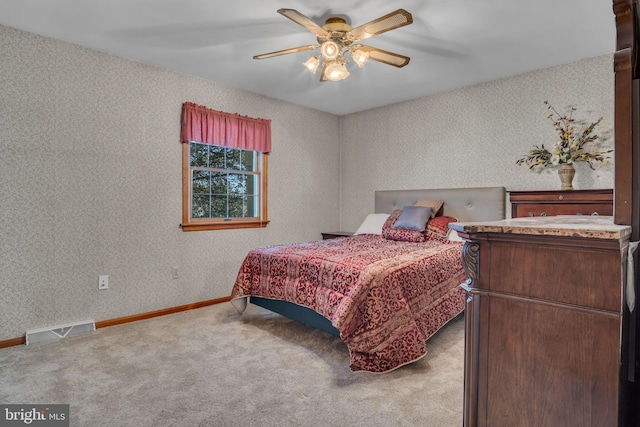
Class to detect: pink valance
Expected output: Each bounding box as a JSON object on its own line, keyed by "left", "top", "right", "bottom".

{"left": 180, "top": 102, "right": 271, "bottom": 153}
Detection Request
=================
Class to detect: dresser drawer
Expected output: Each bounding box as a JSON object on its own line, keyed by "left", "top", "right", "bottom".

{"left": 510, "top": 189, "right": 613, "bottom": 218}
{"left": 489, "top": 238, "right": 621, "bottom": 310}
{"left": 514, "top": 202, "right": 613, "bottom": 217}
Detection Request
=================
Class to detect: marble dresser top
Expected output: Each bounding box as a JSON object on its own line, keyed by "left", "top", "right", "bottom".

{"left": 449, "top": 215, "right": 632, "bottom": 241}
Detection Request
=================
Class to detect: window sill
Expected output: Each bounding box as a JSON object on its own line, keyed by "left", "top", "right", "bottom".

{"left": 181, "top": 220, "right": 270, "bottom": 232}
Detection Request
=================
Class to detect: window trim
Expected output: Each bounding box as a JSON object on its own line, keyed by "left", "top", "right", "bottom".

{"left": 181, "top": 143, "right": 269, "bottom": 231}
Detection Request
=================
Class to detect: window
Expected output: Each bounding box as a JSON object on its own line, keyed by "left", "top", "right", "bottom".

{"left": 180, "top": 102, "right": 270, "bottom": 231}
{"left": 182, "top": 142, "right": 268, "bottom": 231}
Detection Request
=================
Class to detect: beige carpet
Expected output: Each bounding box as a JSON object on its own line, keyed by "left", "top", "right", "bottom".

{"left": 0, "top": 302, "right": 464, "bottom": 426}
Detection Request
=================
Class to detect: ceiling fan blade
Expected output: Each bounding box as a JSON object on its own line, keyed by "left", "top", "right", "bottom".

{"left": 349, "top": 9, "right": 413, "bottom": 41}
{"left": 278, "top": 8, "right": 330, "bottom": 38}
{"left": 357, "top": 46, "right": 410, "bottom": 67}
{"left": 253, "top": 44, "right": 319, "bottom": 60}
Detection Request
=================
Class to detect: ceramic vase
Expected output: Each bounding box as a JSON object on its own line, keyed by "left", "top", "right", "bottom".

{"left": 558, "top": 163, "right": 575, "bottom": 190}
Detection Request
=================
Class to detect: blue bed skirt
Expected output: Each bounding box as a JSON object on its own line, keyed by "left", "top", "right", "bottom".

{"left": 250, "top": 297, "right": 340, "bottom": 336}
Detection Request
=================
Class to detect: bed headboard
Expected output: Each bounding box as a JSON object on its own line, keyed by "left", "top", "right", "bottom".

{"left": 375, "top": 187, "right": 506, "bottom": 222}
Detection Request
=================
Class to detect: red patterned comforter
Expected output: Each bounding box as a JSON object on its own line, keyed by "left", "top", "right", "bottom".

{"left": 231, "top": 234, "right": 467, "bottom": 373}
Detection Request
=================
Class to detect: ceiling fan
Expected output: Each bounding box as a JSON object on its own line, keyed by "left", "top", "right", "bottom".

{"left": 253, "top": 8, "right": 413, "bottom": 82}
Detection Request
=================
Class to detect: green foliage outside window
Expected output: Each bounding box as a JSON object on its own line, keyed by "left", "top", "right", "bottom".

{"left": 189, "top": 142, "right": 259, "bottom": 219}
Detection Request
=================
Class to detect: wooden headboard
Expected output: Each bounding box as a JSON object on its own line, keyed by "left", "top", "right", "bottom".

{"left": 374, "top": 187, "right": 506, "bottom": 222}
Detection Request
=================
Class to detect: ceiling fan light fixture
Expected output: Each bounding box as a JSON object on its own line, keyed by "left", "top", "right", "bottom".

{"left": 324, "top": 61, "right": 350, "bottom": 81}
{"left": 320, "top": 41, "right": 340, "bottom": 60}
{"left": 352, "top": 48, "right": 369, "bottom": 68}
{"left": 303, "top": 56, "right": 320, "bottom": 74}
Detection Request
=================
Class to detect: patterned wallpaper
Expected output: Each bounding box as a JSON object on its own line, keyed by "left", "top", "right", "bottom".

{"left": 0, "top": 24, "right": 340, "bottom": 340}
{"left": 0, "top": 22, "right": 615, "bottom": 341}
{"left": 339, "top": 54, "right": 615, "bottom": 231}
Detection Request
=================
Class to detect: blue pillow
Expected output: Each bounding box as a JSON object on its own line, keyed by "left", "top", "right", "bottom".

{"left": 392, "top": 206, "right": 432, "bottom": 231}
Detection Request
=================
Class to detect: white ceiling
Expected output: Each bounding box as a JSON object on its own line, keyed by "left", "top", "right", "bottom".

{"left": 0, "top": 0, "right": 616, "bottom": 116}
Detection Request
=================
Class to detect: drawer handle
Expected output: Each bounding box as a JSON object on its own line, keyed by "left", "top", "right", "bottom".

{"left": 558, "top": 195, "right": 564, "bottom": 200}
{"left": 540, "top": 212, "right": 547, "bottom": 217}
{"left": 591, "top": 212, "right": 599, "bottom": 216}
{"left": 528, "top": 212, "right": 534, "bottom": 217}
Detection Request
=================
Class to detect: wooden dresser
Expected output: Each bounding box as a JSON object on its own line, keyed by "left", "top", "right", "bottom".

{"left": 509, "top": 189, "right": 613, "bottom": 218}
{"left": 452, "top": 216, "right": 631, "bottom": 427}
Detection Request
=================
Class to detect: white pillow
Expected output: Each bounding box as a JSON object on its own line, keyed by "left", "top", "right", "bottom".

{"left": 446, "top": 228, "right": 465, "bottom": 242}
{"left": 354, "top": 213, "right": 391, "bottom": 235}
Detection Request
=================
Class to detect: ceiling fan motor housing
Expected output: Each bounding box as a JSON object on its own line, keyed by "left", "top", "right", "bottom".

{"left": 318, "top": 17, "right": 354, "bottom": 45}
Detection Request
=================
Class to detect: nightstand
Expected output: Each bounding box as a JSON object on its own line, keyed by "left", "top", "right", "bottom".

{"left": 509, "top": 189, "right": 613, "bottom": 218}
{"left": 321, "top": 231, "right": 354, "bottom": 240}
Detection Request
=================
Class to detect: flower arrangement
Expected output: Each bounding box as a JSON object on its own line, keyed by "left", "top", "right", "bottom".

{"left": 516, "top": 101, "right": 613, "bottom": 170}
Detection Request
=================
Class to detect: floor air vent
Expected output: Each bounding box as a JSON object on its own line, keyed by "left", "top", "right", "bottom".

{"left": 26, "top": 320, "right": 95, "bottom": 345}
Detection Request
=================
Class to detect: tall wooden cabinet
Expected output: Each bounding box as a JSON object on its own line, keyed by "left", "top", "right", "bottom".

{"left": 452, "top": 217, "right": 631, "bottom": 427}
{"left": 614, "top": 2, "right": 640, "bottom": 424}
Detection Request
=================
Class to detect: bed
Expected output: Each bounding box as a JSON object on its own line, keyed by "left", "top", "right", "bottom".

{"left": 231, "top": 187, "right": 505, "bottom": 373}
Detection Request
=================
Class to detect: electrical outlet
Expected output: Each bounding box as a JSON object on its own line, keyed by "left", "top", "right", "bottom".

{"left": 98, "top": 275, "right": 108, "bottom": 290}
{"left": 171, "top": 267, "right": 179, "bottom": 279}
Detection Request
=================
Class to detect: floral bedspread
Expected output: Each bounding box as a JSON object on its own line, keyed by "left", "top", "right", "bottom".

{"left": 230, "top": 234, "right": 467, "bottom": 373}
